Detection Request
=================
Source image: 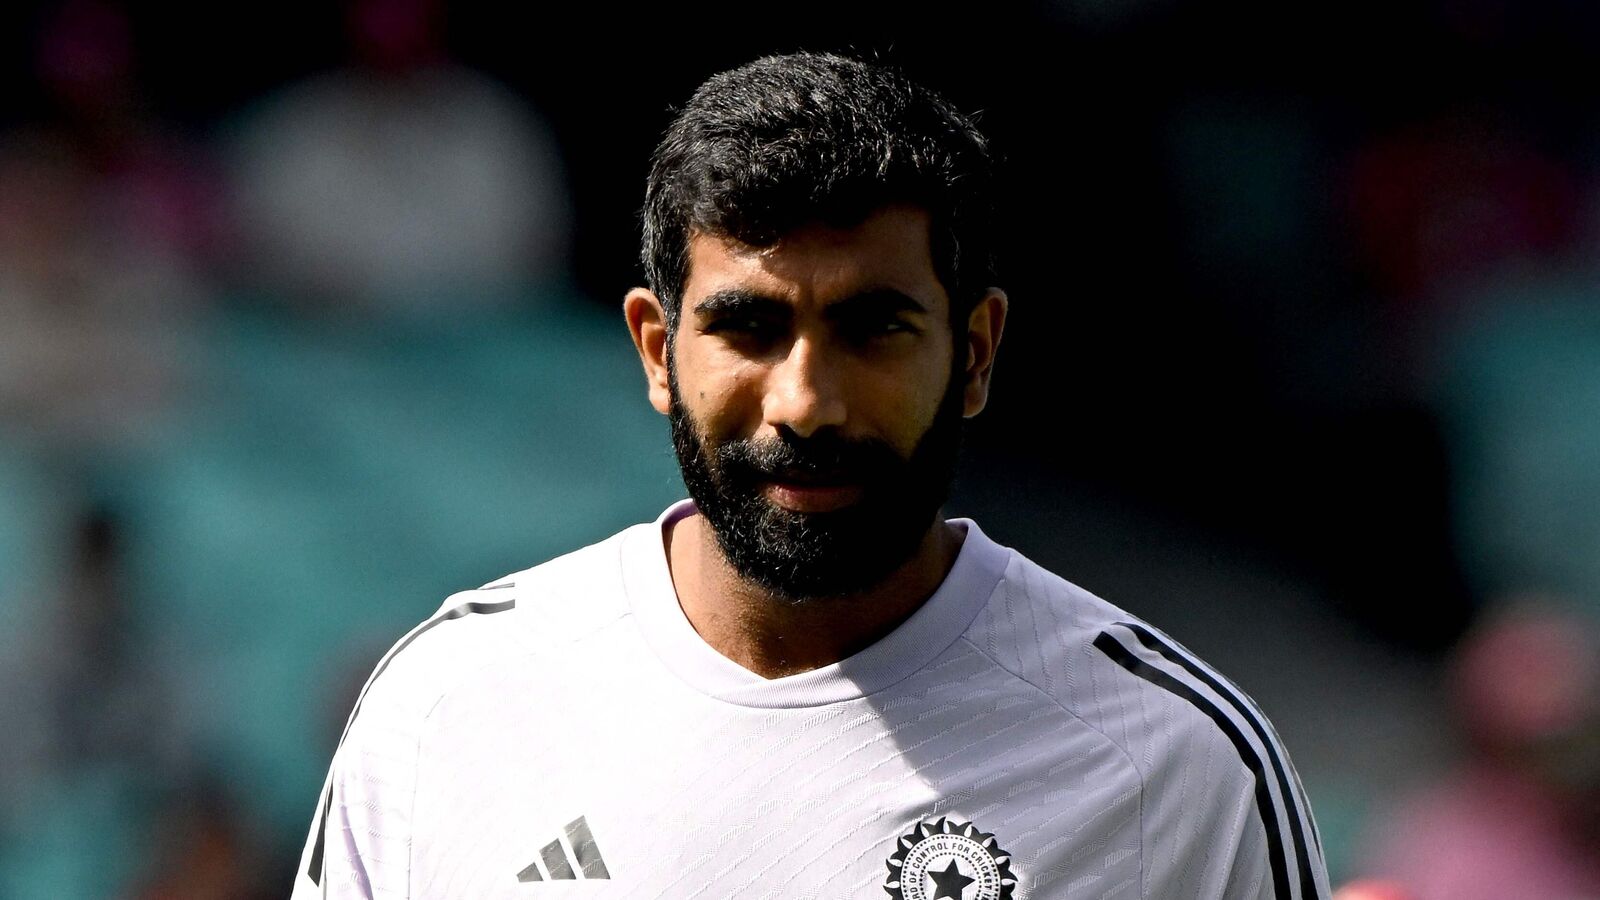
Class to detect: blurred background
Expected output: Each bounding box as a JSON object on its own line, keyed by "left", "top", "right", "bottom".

{"left": 1, "top": 0, "right": 1598, "bottom": 897}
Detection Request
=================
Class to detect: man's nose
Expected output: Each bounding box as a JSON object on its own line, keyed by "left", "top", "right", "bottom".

{"left": 762, "top": 337, "right": 847, "bottom": 438}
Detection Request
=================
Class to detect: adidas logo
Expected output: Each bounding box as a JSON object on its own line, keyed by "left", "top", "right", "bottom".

{"left": 517, "top": 816, "right": 611, "bottom": 882}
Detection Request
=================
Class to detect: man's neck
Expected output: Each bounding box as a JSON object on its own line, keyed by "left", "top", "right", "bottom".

{"left": 663, "top": 512, "right": 965, "bottom": 679}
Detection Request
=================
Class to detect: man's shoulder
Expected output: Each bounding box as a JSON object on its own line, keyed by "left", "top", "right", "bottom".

{"left": 966, "top": 540, "right": 1286, "bottom": 776}
{"left": 341, "top": 525, "right": 644, "bottom": 738}
{"left": 961, "top": 539, "right": 1140, "bottom": 687}
{"left": 964, "top": 539, "right": 1328, "bottom": 897}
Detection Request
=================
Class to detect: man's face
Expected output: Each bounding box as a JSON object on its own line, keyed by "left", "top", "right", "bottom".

{"left": 665, "top": 206, "right": 968, "bottom": 602}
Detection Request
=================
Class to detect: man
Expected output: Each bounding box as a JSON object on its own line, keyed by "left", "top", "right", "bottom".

{"left": 293, "top": 52, "right": 1331, "bottom": 899}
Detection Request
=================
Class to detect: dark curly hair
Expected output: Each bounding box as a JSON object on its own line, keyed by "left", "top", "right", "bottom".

{"left": 641, "top": 52, "right": 997, "bottom": 328}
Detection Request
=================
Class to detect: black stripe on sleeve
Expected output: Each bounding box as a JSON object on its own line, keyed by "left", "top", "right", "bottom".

{"left": 1093, "top": 631, "right": 1292, "bottom": 900}
{"left": 308, "top": 779, "right": 333, "bottom": 886}
{"left": 1120, "top": 621, "right": 1322, "bottom": 899}
{"left": 308, "top": 597, "right": 516, "bottom": 885}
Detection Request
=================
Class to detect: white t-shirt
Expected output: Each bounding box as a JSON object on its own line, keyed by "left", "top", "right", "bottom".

{"left": 292, "top": 500, "right": 1329, "bottom": 899}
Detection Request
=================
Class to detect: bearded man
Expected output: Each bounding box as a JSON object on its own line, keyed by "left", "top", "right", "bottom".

{"left": 293, "top": 52, "right": 1330, "bottom": 900}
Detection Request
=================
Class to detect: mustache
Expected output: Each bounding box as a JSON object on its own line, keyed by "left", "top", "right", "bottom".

{"left": 715, "top": 430, "right": 903, "bottom": 484}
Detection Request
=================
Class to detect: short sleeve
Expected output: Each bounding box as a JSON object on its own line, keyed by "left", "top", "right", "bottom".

{"left": 1091, "top": 622, "right": 1331, "bottom": 900}
{"left": 290, "top": 707, "right": 422, "bottom": 899}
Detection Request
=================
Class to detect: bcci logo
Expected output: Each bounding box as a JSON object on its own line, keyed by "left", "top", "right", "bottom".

{"left": 883, "top": 817, "right": 1017, "bottom": 900}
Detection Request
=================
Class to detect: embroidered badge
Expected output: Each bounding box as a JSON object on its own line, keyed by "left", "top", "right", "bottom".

{"left": 884, "top": 817, "right": 1017, "bottom": 900}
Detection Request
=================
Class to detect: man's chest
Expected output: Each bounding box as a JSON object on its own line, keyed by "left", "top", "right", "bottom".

{"left": 404, "top": 660, "right": 1143, "bottom": 899}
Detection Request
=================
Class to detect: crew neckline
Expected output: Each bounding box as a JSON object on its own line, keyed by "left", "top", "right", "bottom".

{"left": 620, "top": 499, "right": 1010, "bottom": 708}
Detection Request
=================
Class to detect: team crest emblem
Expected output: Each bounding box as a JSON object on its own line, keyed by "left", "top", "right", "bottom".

{"left": 884, "top": 817, "right": 1017, "bottom": 900}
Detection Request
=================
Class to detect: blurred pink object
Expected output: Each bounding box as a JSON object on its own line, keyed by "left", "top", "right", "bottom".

{"left": 1333, "top": 880, "right": 1414, "bottom": 900}
{"left": 1453, "top": 603, "right": 1598, "bottom": 747}
{"left": 1361, "top": 765, "right": 1600, "bottom": 900}
{"left": 1354, "top": 603, "right": 1600, "bottom": 900}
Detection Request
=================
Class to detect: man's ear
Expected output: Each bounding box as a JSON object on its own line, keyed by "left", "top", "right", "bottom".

{"left": 961, "top": 288, "right": 1008, "bottom": 418}
{"left": 624, "top": 287, "right": 674, "bottom": 416}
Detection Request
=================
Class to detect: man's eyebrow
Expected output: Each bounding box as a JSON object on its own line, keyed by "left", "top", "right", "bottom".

{"left": 691, "top": 289, "right": 790, "bottom": 317}
{"left": 690, "top": 287, "right": 930, "bottom": 318}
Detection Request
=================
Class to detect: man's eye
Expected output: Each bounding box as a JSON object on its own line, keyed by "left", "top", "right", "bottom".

{"left": 707, "top": 317, "right": 781, "bottom": 339}
{"left": 843, "top": 319, "right": 916, "bottom": 342}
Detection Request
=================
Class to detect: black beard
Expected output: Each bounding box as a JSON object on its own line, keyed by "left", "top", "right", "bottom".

{"left": 668, "top": 373, "right": 966, "bottom": 603}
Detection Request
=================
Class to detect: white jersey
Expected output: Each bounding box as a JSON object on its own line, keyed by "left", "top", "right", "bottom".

{"left": 292, "top": 500, "right": 1329, "bottom": 900}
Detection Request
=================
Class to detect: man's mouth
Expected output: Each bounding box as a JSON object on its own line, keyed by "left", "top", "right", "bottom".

{"left": 761, "top": 479, "right": 865, "bottom": 513}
